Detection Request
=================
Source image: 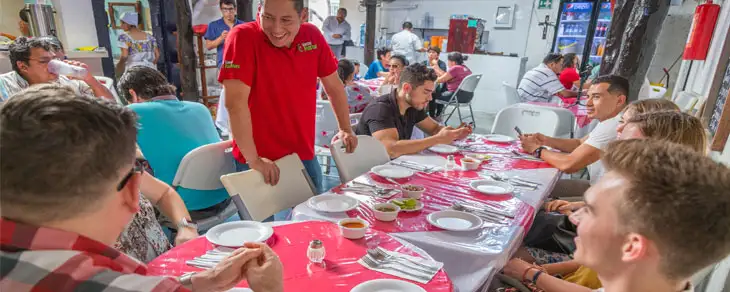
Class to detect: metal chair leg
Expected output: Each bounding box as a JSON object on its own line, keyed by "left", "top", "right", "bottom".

{"left": 468, "top": 103, "right": 476, "bottom": 128}
{"left": 456, "top": 104, "right": 463, "bottom": 124}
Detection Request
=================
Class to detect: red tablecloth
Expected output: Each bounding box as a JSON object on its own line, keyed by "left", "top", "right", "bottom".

{"left": 355, "top": 78, "right": 383, "bottom": 93}
{"left": 147, "top": 221, "right": 454, "bottom": 291}
{"left": 449, "top": 138, "right": 554, "bottom": 171}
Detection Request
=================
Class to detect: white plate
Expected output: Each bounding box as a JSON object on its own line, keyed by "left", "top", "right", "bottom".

{"left": 428, "top": 144, "right": 460, "bottom": 154}
{"left": 371, "top": 165, "right": 415, "bottom": 179}
{"left": 484, "top": 134, "right": 517, "bottom": 143}
{"left": 427, "top": 210, "right": 483, "bottom": 231}
{"left": 388, "top": 198, "right": 424, "bottom": 212}
{"left": 206, "top": 221, "right": 274, "bottom": 247}
{"left": 307, "top": 194, "right": 360, "bottom": 213}
{"left": 470, "top": 180, "right": 515, "bottom": 195}
{"left": 351, "top": 279, "right": 426, "bottom": 292}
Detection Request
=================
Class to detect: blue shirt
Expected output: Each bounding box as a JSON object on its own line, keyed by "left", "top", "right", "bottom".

{"left": 204, "top": 18, "right": 245, "bottom": 67}
{"left": 365, "top": 60, "right": 388, "bottom": 80}
{"left": 130, "top": 97, "right": 230, "bottom": 210}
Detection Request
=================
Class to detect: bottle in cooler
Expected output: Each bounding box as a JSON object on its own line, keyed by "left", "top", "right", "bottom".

{"left": 48, "top": 59, "right": 87, "bottom": 79}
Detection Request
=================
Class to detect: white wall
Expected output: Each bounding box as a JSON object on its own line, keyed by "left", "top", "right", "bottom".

{"left": 50, "top": 0, "right": 99, "bottom": 49}
{"left": 646, "top": 1, "right": 696, "bottom": 90}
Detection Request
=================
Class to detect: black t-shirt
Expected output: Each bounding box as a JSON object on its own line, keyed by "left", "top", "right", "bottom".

{"left": 355, "top": 90, "right": 428, "bottom": 140}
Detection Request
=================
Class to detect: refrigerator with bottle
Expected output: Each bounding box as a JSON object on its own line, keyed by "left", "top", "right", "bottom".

{"left": 552, "top": 0, "right": 612, "bottom": 72}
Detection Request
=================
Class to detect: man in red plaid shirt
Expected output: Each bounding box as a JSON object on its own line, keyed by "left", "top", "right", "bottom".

{"left": 0, "top": 84, "right": 283, "bottom": 292}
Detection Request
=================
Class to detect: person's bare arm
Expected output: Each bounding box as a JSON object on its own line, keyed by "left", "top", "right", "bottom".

{"left": 542, "top": 260, "right": 582, "bottom": 276}
{"left": 224, "top": 79, "right": 257, "bottom": 161}
{"left": 543, "top": 135, "right": 585, "bottom": 153}
{"left": 373, "top": 128, "right": 446, "bottom": 158}
{"left": 416, "top": 117, "right": 445, "bottom": 136}
{"left": 153, "top": 46, "right": 160, "bottom": 65}
{"left": 138, "top": 171, "right": 198, "bottom": 245}
{"left": 540, "top": 143, "right": 601, "bottom": 173}
{"left": 116, "top": 48, "right": 129, "bottom": 76}
{"left": 558, "top": 89, "right": 579, "bottom": 97}
{"left": 432, "top": 64, "right": 446, "bottom": 76}
{"left": 321, "top": 72, "right": 358, "bottom": 152}
{"left": 534, "top": 273, "right": 593, "bottom": 292}
{"left": 436, "top": 72, "right": 453, "bottom": 84}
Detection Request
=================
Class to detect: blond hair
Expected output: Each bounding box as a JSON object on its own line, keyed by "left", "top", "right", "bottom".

{"left": 626, "top": 111, "right": 707, "bottom": 154}
{"left": 624, "top": 99, "right": 679, "bottom": 116}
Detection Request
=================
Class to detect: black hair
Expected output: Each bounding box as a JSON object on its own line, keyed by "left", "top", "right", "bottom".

{"left": 403, "top": 22, "right": 413, "bottom": 29}
{"left": 390, "top": 54, "right": 408, "bottom": 66}
{"left": 376, "top": 47, "right": 391, "bottom": 61}
{"left": 9, "top": 37, "right": 54, "bottom": 73}
{"left": 427, "top": 46, "right": 441, "bottom": 54}
{"left": 594, "top": 75, "right": 630, "bottom": 97}
{"left": 338, "top": 8, "right": 347, "bottom": 17}
{"left": 261, "top": 0, "right": 305, "bottom": 14}
{"left": 543, "top": 53, "right": 564, "bottom": 65}
{"left": 400, "top": 63, "right": 437, "bottom": 89}
{"left": 351, "top": 59, "right": 360, "bottom": 66}
{"left": 563, "top": 53, "right": 577, "bottom": 68}
{"left": 337, "top": 59, "right": 355, "bottom": 82}
{"left": 19, "top": 8, "right": 29, "bottom": 23}
{"left": 117, "top": 66, "right": 177, "bottom": 101}
{"left": 39, "top": 36, "right": 64, "bottom": 53}
{"left": 220, "top": 0, "right": 236, "bottom": 7}
{"left": 447, "top": 52, "right": 468, "bottom": 65}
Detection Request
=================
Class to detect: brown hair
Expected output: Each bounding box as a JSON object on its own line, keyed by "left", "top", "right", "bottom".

{"left": 626, "top": 111, "right": 707, "bottom": 154}
{"left": 427, "top": 46, "right": 441, "bottom": 54}
{"left": 602, "top": 140, "right": 730, "bottom": 280}
{"left": 0, "top": 84, "right": 139, "bottom": 224}
{"left": 625, "top": 99, "right": 680, "bottom": 116}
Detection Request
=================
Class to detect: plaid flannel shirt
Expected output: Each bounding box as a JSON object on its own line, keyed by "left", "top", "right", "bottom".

{"left": 0, "top": 218, "right": 188, "bottom": 292}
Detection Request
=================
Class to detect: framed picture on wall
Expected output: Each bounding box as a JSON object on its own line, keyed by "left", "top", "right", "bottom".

{"left": 494, "top": 4, "right": 515, "bottom": 28}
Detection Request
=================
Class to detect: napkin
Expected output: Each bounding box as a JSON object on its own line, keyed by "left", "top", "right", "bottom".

{"left": 357, "top": 247, "right": 444, "bottom": 284}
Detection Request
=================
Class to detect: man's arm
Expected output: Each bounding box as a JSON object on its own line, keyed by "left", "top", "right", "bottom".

{"left": 223, "top": 79, "right": 258, "bottom": 161}
{"left": 543, "top": 135, "right": 584, "bottom": 153}
{"left": 373, "top": 128, "right": 445, "bottom": 158}
{"left": 416, "top": 117, "right": 445, "bottom": 136}
{"left": 342, "top": 23, "right": 352, "bottom": 41}
{"left": 320, "top": 72, "right": 353, "bottom": 134}
{"left": 322, "top": 17, "right": 334, "bottom": 37}
{"left": 435, "top": 72, "right": 453, "bottom": 84}
{"left": 138, "top": 171, "right": 197, "bottom": 245}
{"left": 539, "top": 143, "right": 601, "bottom": 173}
{"left": 115, "top": 48, "right": 128, "bottom": 77}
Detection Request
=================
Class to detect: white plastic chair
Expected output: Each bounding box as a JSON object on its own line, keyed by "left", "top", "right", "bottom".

{"left": 330, "top": 135, "right": 390, "bottom": 183}
{"left": 515, "top": 103, "right": 576, "bottom": 138}
{"left": 94, "top": 76, "right": 123, "bottom": 104}
{"left": 693, "top": 255, "right": 730, "bottom": 292}
{"left": 172, "top": 140, "right": 238, "bottom": 231}
{"left": 673, "top": 91, "right": 700, "bottom": 113}
{"left": 220, "top": 154, "right": 316, "bottom": 221}
{"left": 502, "top": 81, "right": 521, "bottom": 107}
{"left": 491, "top": 105, "right": 561, "bottom": 138}
{"left": 436, "top": 74, "right": 483, "bottom": 126}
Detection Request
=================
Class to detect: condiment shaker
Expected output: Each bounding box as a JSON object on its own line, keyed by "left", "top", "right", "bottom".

{"left": 307, "top": 239, "right": 326, "bottom": 263}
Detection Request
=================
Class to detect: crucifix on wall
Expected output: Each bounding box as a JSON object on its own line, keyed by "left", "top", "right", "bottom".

{"left": 537, "top": 15, "right": 554, "bottom": 40}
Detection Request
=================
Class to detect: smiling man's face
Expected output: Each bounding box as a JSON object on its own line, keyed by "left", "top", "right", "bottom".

{"left": 586, "top": 82, "right": 625, "bottom": 121}
{"left": 260, "top": 0, "right": 303, "bottom": 48}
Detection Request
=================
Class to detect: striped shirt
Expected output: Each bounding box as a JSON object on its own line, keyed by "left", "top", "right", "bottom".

{"left": 517, "top": 63, "right": 564, "bottom": 102}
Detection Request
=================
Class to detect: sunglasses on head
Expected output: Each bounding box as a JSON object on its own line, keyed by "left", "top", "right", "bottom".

{"left": 116, "top": 158, "right": 150, "bottom": 191}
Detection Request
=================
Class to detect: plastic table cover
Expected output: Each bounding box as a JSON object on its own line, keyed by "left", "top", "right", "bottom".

{"left": 354, "top": 78, "right": 384, "bottom": 93}
{"left": 293, "top": 139, "right": 562, "bottom": 291}
{"left": 147, "top": 221, "right": 454, "bottom": 291}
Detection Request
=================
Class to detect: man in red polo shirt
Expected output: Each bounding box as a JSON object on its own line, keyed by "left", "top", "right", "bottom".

{"left": 219, "top": 0, "right": 356, "bottom": 194}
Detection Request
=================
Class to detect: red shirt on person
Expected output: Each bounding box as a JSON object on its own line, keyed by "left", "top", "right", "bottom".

{"left": 218, "top": 20, "right": 338, "bottom": 164}
{"left": 559, "top": 67, "right": 580, "bottom": 89}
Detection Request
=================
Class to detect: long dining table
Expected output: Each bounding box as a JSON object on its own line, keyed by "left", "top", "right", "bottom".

{"left": 292, "top": 135, "right": 562, "bottom": 292}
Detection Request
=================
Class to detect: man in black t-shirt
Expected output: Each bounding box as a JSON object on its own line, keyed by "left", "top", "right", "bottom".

{"left": 355, "top": 63, "right": 471, "bottom": 158}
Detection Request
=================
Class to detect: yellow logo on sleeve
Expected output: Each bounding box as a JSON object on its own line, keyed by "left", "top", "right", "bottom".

{"left": 297, "top": 41, "right": 318, "bottom": 52}
{"left": 223, "top": 61, "right": 240, "bottom": 69}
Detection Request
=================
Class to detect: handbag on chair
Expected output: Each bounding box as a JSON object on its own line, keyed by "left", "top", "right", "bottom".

{"left": 523, "top": 210, "right": 577, "bottom": 255}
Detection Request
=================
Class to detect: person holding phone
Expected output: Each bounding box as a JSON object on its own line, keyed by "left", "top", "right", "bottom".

{"left": 205, "top": 0, "right": 245, "bottom": 69}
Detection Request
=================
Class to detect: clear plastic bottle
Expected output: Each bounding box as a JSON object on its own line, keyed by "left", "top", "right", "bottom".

{"left": 445, "top": 155, "right": 457, "bottom": 171}
{"left": 48, "top": 59, "right": 87, "bottom": 79}
{"left": 307, "top": 239, "right": 326, "bottom": 263}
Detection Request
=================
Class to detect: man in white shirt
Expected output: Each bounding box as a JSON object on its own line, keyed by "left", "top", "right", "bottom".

{"left": 322, "top": 8, "right": 351, "bottom": 59}
{"left": 391, "top": 22, "right": 426, "bottom": 64}
{"left": 518, "top": 53, "right": 579, "bottom": 102}
{"left": 520, "top": 75, "right": 628, "bottom": 197}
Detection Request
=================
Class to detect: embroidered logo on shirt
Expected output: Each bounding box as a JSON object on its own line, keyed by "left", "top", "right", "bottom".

{"left": 297, "top": 41, "right": 318, "bottom": 52}
{"left": 223, "top": 61, "right": 240, "bottom": 69}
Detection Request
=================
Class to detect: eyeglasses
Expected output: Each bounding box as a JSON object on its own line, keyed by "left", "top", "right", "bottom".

{"left": 390, "top": 64, "right": 401, "bottom": 69}
{"left": 221, "top": 7, "right": 236, "bottom": 12}
{"left": 116, "top": 158, "right": 149, "bottom": 191}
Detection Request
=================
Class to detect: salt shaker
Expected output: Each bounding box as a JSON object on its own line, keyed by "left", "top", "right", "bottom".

{"left": 445, "top": 155, "right": 457, "bottom": 171}
{"left": 307, "top": 239, "right": 326, "bottom": 263}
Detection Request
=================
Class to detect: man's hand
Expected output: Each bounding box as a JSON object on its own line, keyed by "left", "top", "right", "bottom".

{"left": 435, "top": 127, "right": 470, "bottom": 144}
{"left": 64, "top": 60, "right": 95, "bottom": 83}
{"left": 332, "top": 129, "right": 358, "bottom": 153}
{"left": 333, "top": 34, "right": 342, "bottom": 39}
{"left": 519, "top": 133, "right": 546, "bottom": 153}
{"left": 174, "top": 226, "right": 199, "bottom": 246}
{"left": 192, "top": 247, "right": 263, "bottom": 291}
{"left": 430, "top": 59, "right": 438, "bottom": 66}
{"left": 249, "top": 157, "right": 280, "bottom": 185}
{"left": 219, "top": 30, "right": 229, "bottom": 41}
{"left": 244, "top": 242, "right": 284, "bottom": 292}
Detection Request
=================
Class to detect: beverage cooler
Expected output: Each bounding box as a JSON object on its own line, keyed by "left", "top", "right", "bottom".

{"left": 552, "top": 0, "right": 612, "bottom": 71}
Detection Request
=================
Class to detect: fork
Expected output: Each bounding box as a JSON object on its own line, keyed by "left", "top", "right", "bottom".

{"left": 452, "top": 204, "right": 508, "bottom": 224}
{"left": 360, "top": 255, "right": 432, "bottom": 281}
{"left": 367, "top": 249, "right": 439, "bottom": 272}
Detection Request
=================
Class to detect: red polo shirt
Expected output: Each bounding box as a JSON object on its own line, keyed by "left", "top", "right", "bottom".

{"left": 219, "top": 21, "right": 338, "bottom": 163}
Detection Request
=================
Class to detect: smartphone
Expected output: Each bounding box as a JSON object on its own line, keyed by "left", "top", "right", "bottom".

{"left": 514, "top": 126, "right": 523, "bottom": 136}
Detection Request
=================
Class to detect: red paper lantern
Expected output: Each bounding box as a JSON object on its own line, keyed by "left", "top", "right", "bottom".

{"left": 683, "top": 0, "right": 721, "bottom": 60}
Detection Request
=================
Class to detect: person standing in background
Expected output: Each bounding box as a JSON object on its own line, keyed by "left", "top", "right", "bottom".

{"left": 391, "top": 22, "right": 426, "bottom": 64}
{"left": 115, "top": 12, "right": 159, "bottom": 75}
{"left": 205, "top": 0, "right": 245, "bottom": 136}
{"left": 322, "top": 8, "right": 351, "bottom": 59}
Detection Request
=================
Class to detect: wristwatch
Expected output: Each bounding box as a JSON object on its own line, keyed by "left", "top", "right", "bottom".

{"left": 177, "top": 218, "right": 198, "bottom": 231}
{"left": 533, "top": 146, "right": 546, "bottom": 159}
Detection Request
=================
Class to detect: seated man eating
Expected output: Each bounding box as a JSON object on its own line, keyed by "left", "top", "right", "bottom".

{"left": 355, "top": 63, "right": 471, "bottom": 158}
{"left": 520, "top": 75, "right": 628, "bottom": 197}
{"left": 0, "top": 84, "right": 283, "bottom": 292}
